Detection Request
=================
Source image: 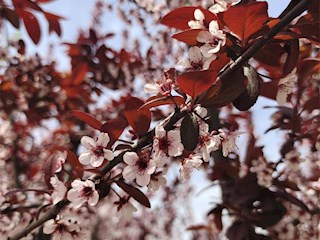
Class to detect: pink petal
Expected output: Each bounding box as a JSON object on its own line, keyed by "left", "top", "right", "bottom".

{"left": 81, "top": 136, "right": 95, "bottom": 149}
{"left": 90, "top": 156, "right": 104, "bottom": 167}
{"left": 123, "top": 152, "right": 138, "bottom": 165}
{"left": 122, "top": 166, "right": 136, "bottom": 180}
{"left": 88, "top": 191, "right": 99, "bottom": 206}
{"left": 103, "top": 149, "right": 114, "bottom": 161}
{"left": 97, "top": 133, "right": 110, "bottom": 147}
{"left": 79, "top": 151, "right": 92, "bottom": 165}
{"left": 136, "top": 174, "right": 151, "bottom": 186}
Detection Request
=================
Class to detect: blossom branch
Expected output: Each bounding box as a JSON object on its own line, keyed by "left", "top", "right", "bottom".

{"left": 218, "top": 0, "right": 311, "bottom": 81}
{"left": 9, "top": 201, "right": 68, "bottom": 240}
{"left": 9, "top": 1, "right": 312, "bottom": 238}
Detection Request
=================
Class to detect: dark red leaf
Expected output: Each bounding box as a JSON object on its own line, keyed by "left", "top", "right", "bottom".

{"left": 161, "top": 7, "right": 218, "bottom": 30}
{"left": 13, "top": 0, "right": 43, "bottom": 12}
{"left": 100, "top": 118, "right": 128, "bottom": 147}
{"left": 292, "top": 13, "right": 320, "bottom": 44}
{"left": 2, "top": 8, "right": 20, "bottom": 28}
{"left": 283, "top": 39, "right": 300, "bottom": 75}
{"left": 186, "top": 225, "right": 212, "bottom": 231}
{"left": 273, "top": 190, "right": 309, "bottom": 212}
{"left": 207, "top": 205, "right": 224, "bottom": 230}
{"left": 16, "top": 9, "right": 41, "bottom": 44}
{"left": 72, "top": 62, "right": 88, "bottom": 85}
{"left": 177, "top": 70, "right": 218, "bottom": 99}
{"left": 44, "top": 12, "right": 63, "bottom": 36}
{"left": 259, "top": 81, "right": 277, "bottom": 100}
{"left": 202, "top": 69, "right": 246, "bottom": 107}
{"left": 273, "top": 179, "right": 300, "bottom": 191}
{"left": 115, "top": 181, "right": 151, "bottom": 208}
{"left": 233, "top": 65, "right": 260, "bottom": 111}
{"left": 226, "top": 221, "right": 249, "bottom": 240}
{"left": 172, "top": 29, "right": 202, "bottom": 45}
{"left": 124, "top": 97, "right": 151, "bottom": 137}
{"left": 71, "top": 110, "right": 102, "bottom": 130}
{"left": 180, "top": 114, "right": 199, "bottom": 151}
{"left": 139, "top": 95, "right": 185, "bottom": 110}
{"left": 52, "top": 146, "right": 83, "bottom": 178}
{"left": 223, "top": 2, "right": 268, "bottom": 46}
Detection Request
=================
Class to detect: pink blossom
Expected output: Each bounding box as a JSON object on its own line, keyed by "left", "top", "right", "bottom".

{"left": 180, "top": 46, "right": 216, "bottom": 71}
{"left": 50, "top": 175, "right": 67, "bottom": 205}
{"left": 114, "top": 197, "right": 137, "bottom": 219}
{"left": 79, "top": 133, "right": 114, "bottom": 168}
{"left": 144, "top": 78, "right": 173, "bottom": 96}
{"left": 43, "top": 219, "right": 79, "bottom": 240}
{"left": 52, "top": 150, "right": 67, "bottom": 173}
{"left": 218, "top": 129, "right": 242, "bottom": 157}
{"left": 148, "top": 170, "right": 167, "bottom": 192}
{"left": 67, "top": 179, "right": 99, "bottom": 209}
{"left": 209, "top": 0, "right": 240, "bottom": 14}
{"left": 153, "top": 125, "right": 184, "bottom": 167}
{"left": 122, "top": 151, "right": 156, "bottom": 186}
{"left": 188, "top": 9, "right": 205, "bottom": 29}
{"left": 276, "top": 68, "right": 297, "bottom": 105}
{"left": 197, "top": 128, "right": 221, "bottom": 162}
{"left": 180, "top": 154, "right": 203, "bottom": 180}
{"left": 197, "top": 21, "right": 226, "bottom": 57}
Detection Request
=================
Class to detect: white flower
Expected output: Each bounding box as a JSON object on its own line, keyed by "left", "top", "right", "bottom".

{"left": 148, "top": 170, "right": 167, "bottom": 192}
{"left": 197, "top": 21, "right": 226, "bottom": 57}
{"left": 153, "top": 125, "right": 184, "bottom": 167}
{"left": 67, "top": 179, "right": 99, "bottom": 209}
{"left": 50, "top": 175, "right": 67, "bottom": 205}
{"left": 144, "top": 78, "right": 173, "bottom": 96}
{"left": 218, "top": 129, "right": 242, "bottom": 157}
{"left": 79, "top": 133, "right": 114, "bottom": 168}
{"left": 209, "top": 0, "right": 240, "bottom": 14}
{"left": 180, "top": 46, "right": 217, "bottom": 70}
{"left": 115, "top": 197, "right": 137, "bottom": 219}
{"left": 43, "top": 219, "right": 80, "bottom": 240}
{"left": 52, "top": 151, "right": 67, "bottom": 173}
{"left": 122, "top": 151, "right": 156, "bottom": 186}
{"left": 276, "top": 68, "right": 297, "bottom": 105}
{"left": 180, "top": 154, "right": 203, "bottom": 180}
{"left": 188, "top": 9, "right": 205, "bottom": 29}
{"left": 197, "top": 129, "right": 221, "bottom": 162}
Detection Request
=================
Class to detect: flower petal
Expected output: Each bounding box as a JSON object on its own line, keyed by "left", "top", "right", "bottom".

{"left": 81, "top": 136, "right": 95, "bottom": 149}
{"left": 79, "top": 151, "right": 92, "bottom": 165}
{"left": 136, "top": 174, "right": 151, "bottom": 186}
{"left": 122, "top": 166, "right": 136, "bottom": 180}
{"left": 103, "top": 149, "right": 114, "bottom": 161}
{"left": 88, "top": 191, "right": 99, "bottom": 206}
{"left": 123, "top": 152, "right": 138, "bottom": 165}
{"left": 97, "top": 133, "right": 110, "bottom": 147}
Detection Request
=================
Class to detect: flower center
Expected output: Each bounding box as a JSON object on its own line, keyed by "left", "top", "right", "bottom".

{"left": 93, "top": 146, "right": 104, "bottom": 156}
{"left": 191, "top": 60, "right": 203, "bottom": 70}
{"left": 158, "top": 137, "right": 171, "bottom": 151}
{"left": 57, "top": 224, "right": 67, "bottom": 232}
{"left": 82, "top": 186, "right": 93, "bottom": 197}
{"left": 136, "top": 158, "right": 149, "bottom": 171}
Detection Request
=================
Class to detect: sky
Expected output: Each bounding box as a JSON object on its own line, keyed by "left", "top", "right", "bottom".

{"left": 4, "top": 0, "right": 291, "bottom": 235}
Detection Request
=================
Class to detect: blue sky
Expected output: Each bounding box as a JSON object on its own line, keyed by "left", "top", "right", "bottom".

{"left": 5, "top": 0, "right": 291, "bottom": 235}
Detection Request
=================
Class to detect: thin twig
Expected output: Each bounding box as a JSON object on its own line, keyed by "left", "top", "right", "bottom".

{"left": 9, "top": 201, "right": 68, "bottom": 240}
{"left": 10, "top": 0, "right": 312, "bottom": 238}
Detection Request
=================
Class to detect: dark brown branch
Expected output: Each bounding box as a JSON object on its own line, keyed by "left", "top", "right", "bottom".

{"left": 9, "top": 201, "right": 68, "bottom": 240}
{"left": 218, "top": 0, "right": 311, "bottom": 81}
{"left": 10, "top": 0, "right": 312, "bottom": 238}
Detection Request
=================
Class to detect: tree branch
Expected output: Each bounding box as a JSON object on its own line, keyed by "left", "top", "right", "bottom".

{"left": 9, "top": 201, "right": 68, "bottom": 240}
{"left": 10, "top": 0, "right": 312, "bottom": 238}
{"left": 218, "top": 0, "right": 311, "bottom": 81}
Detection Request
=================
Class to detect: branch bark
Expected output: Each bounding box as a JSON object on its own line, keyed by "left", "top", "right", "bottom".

{"left": 10, "top": 0, "right": 312, "bottom": 238}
